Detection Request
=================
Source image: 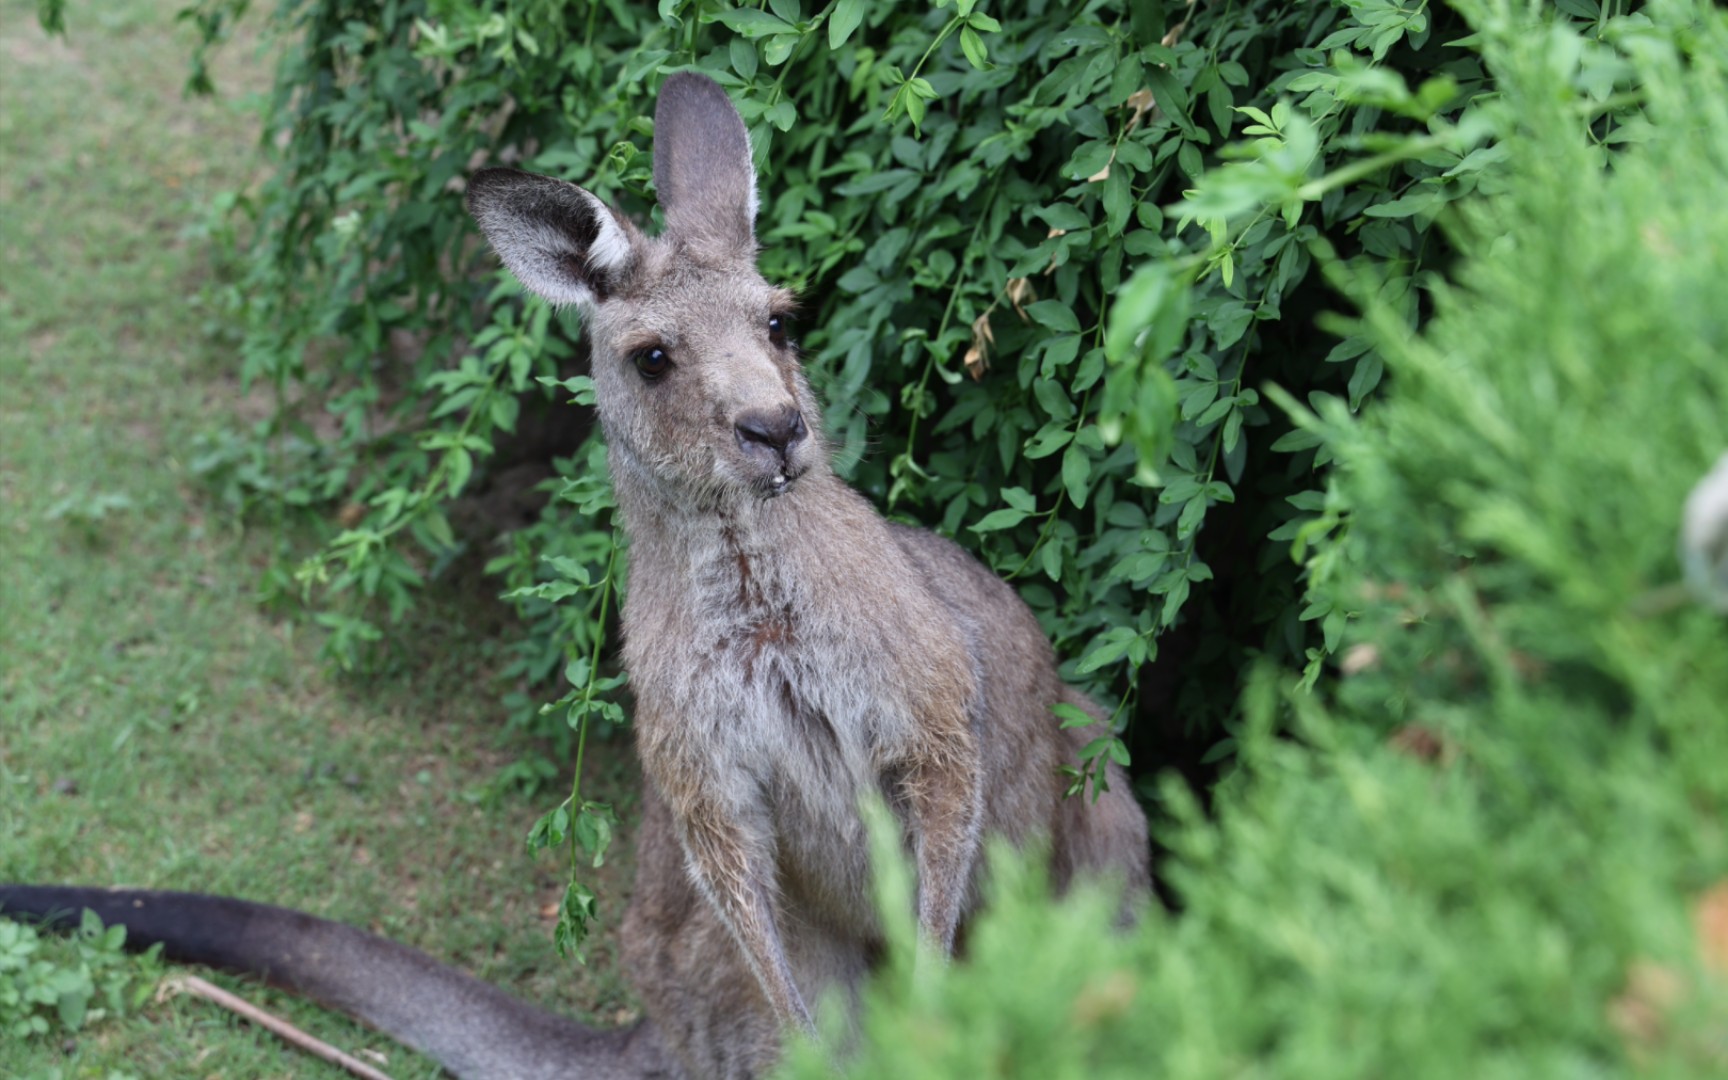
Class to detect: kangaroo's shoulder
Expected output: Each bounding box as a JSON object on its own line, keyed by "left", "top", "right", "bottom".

{"left": 885, "top": 520, "right": 1040, "bottom": 629}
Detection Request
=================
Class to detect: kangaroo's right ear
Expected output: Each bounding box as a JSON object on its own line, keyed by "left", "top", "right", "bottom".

{"left": 465, "top": 167, "right": 637, "bottom": 309}
{"left": 653, "top": 72, "right": 757, "bottom": 256}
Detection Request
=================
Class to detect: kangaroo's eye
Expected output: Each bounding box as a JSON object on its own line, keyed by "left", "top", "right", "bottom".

{"left": 767, "top": 315, "right": 788, "bottom": 346}
{"left": 634, "top": 347, "right": 671, "bottom": 381}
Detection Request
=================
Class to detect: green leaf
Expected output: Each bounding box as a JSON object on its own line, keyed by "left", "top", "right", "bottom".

{"left": 828, "top": 0, "right": 866, "bottom": 49}
{"left": 564, "top": 656, "right": 591, "bottom": 688}
{"left": 766, "top": 99, "right": 798, "bottom": 131}
{"left": 1146, "top": 65, "right": 1196, "bottom": 138}
{"left": 1103, "top": 168, "right": 1133, "bottom": 235}
{"left": 1223, "top": 408, "right": 1244, "bottom": 453}
{"left": 445, "top": 447, "right": 474, "bottom": 496}
{"left": 960, "top": 26, "right": 989, "bottom": 70}
{"left": 730, "top": 37, "right": 759, "bottom": 81}
{"left": 763, "top": 32, "right": 800, "bottom": 66}
{"left": 1115, "top": 139, "right": 1154, "bottom": 173}
{"left": 55, "top": 980, "right": 91, "bottom": 1031}
{"left": 1077, "top": 626, "right": 1140, "bottom": 674}
{"left": 1177, "top": 140, "right": 1203, "bottom": 180}
{"left": 1023, "top": 423, "right": 1074, "bottom": 460}
{"left": 1064, "top": 140, "right": 1116, "bottom": 180}
{"left": 1364, "top": 190, "right": 1441, "bottom": 218}
{"left": 1042, "top": 334, "right": 1083, "bottom": 377}
{"left": 1062, "top": 443, "right": 1092, "bottom": 508}
{"left": 1025, "top": 299, "right": 1083, "bottom": 334}
{"left": 1037, "top": 203, "right": 1093, "bottom": 231}
{"left": 1033, "top": 377, "right": 1076, "bottom": 421}
{"left": 1196, "top": 396, "right": 1235, "bottom": 427}
{"left": 1106, "top": 262, "right": 1189, "bottom": 366}
{"left": 904, "top": 87, "right": 928, "bottom": 130}
{"left": 543, "top": 555, "right": 592, "bottom": 586}
{"left": 716, "top": 9, "right": 795, "bottom": 38}
{"left": 1052, "top": 701, "right": 1095, "bottom": 728}
{"left": 1040, "top": 536, "right": 1064, "bottom": 581}
{"left": 1180, "top": 380, "right": 1218, "bottom": 420}
{"left": 1271, "top": 428, "right": 1324, "bottom": 452}
{"left": 574, "top": 803, "right": 615, "bottom": 867}
{"left": 971, "top": 507, "right": 1029, "bottom": 532}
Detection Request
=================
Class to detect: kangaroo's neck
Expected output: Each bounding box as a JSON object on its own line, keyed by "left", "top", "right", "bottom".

{"left": 610, "top": 447, "right": 855, "bottom": 565}
{"left": 606, "top": 444, "right": 892, "bottom": 634}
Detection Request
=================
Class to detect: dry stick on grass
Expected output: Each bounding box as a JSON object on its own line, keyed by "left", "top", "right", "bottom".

{"left": 159, "top": 974, "right": 396, "bottom": 1080}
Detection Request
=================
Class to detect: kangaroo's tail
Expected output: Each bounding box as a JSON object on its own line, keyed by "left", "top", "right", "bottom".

{"left": 0, "top": 885, "right": 676, "bottom": 1080}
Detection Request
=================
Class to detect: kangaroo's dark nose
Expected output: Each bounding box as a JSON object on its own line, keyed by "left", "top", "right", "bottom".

{"left": 735, "top": 406, "right": 806, "bottom": 458}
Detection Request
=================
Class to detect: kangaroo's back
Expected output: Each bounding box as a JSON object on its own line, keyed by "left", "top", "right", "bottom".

{"left": 887, "top": 522, "right": 1151, "bottom": 891}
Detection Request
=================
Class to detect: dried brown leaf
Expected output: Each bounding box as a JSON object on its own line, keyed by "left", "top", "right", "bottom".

{"left": 1069, "top": 970, "right": 1137, "bottom": 1027}
{"left": 1610, "top": 960, "right": 1684, "bottom": 1051}
{"left": 1043, "top": 228, "right": 1067, "bottom": 276}
{"left": 963, "top": 346, "right": 986, "bottom": 382}
{"left": 965, "top": 313, "right": 994, "bottom": 381}
{"left": 972, "top": 312, "right": 995, "bottom": 348}
{"left": 1125, "top": 88, "right": 1157, "bottom": 134}
{"left": 1387, "top": 723, "right": 1455, "bottom": 765}
{"left": 1698, "top": 880, "right": 1728, "bottom": 975}
{"left": 1339, "top": 643, "right": 1380, "bottom": 677}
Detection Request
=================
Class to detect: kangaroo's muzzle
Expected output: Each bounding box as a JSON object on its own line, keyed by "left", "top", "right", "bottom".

{"left": 735, "top": 405, "right": 807, "bottom": 495}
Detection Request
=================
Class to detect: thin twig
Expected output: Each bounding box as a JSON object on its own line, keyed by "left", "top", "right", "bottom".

{"left": 160, "top": 974, "right": 396, "bottom": 1080}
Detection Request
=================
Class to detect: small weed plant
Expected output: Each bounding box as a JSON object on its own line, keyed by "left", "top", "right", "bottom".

{"left": 1, "top": 911, "right": 160, "bottom": 1043}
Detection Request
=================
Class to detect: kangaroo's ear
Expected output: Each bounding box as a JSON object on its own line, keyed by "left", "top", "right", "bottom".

{"left": 653, "top": 72, "right": 758, "bottom": 255}
{"left": 466, "top": 168, "right": 637, "bottom": 309}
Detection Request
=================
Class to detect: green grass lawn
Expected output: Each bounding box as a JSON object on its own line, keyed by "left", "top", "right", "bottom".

{"left": 0, "top": 3, "right": 638, "bottom": 1075}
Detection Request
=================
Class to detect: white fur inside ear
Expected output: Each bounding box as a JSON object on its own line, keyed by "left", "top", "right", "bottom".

{"left": 509, "top": 221, "right": 605, "bottom": 309}
{"left": 475, "top": 184, "right": 637, "bottom": 311}
{"left": 582, "top": 190, "right": 634, "bottom": 275}
{"left": 743, "top": 140, "right": 760, "bottom": 229}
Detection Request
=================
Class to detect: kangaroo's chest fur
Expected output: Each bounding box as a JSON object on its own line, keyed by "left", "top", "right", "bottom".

{"left": 623, "top": 475, "right": 976, "bottom": 931}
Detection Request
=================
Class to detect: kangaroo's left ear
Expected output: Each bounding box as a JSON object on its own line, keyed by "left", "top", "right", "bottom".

{"left": 652, "top": 71, "right": 758, "bottom": 257}
{"left": 465, "top": 167, "right": 639, "bottom": 310}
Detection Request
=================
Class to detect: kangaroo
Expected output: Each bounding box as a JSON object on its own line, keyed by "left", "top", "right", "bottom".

{"left": 1, "top": 72, "right": 1148, "bottom": 1080}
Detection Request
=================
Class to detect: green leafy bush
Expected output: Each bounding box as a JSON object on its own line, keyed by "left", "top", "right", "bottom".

{"left": 180, "top": 0, "right": 1555, "bottom": 763}
{"left": 776, "top": 1, "right": 1728, "bottom": 1073}
{"left": 0, "top": 911, "right": 160, "bottom": 1041}
{"left": 178, "top": 0, "right": 1673, "bottom": 951}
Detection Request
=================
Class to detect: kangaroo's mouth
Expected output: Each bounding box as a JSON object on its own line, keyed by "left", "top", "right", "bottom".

{"left": 755, "top": 464, "right": 806, "bottom": 499}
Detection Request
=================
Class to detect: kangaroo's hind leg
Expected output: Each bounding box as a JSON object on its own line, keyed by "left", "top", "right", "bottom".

{"left": 622, "top": 788, "right": 785, "bottom": 1080}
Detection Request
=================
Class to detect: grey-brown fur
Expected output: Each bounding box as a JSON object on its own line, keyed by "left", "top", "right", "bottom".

{"left": 1, "top": 72, "right": 1149, "bottom": 1080}
{"left": 467, "top": 71, "right": 1150, "bottom": 1077}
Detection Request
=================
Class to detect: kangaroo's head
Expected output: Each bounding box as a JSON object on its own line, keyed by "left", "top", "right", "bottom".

{"left": 466, "top": 73, "right": 819, "bottom": 511}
